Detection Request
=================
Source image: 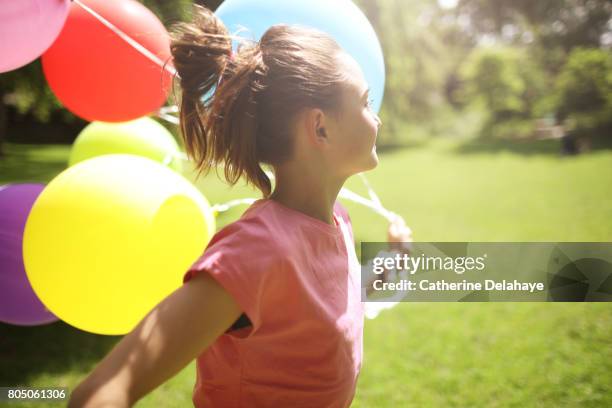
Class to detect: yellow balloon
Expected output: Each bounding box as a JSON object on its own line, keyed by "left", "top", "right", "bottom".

{"left": 23, "top": 154, "right": 215, "bottom": 335}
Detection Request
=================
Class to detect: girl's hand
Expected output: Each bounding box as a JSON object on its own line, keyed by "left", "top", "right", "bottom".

{"left": 364, "top": 214, "right": 414, "bottom": 297}
{"left": 387, "top": 214, "right": 413, "bottom": 253}
{"left": 384, "top": 214, "right": 412, "bottom": 286}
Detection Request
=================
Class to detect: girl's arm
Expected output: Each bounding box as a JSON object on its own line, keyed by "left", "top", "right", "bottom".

{"left": 68, "top": 271, "right": 242, "bottom": 407}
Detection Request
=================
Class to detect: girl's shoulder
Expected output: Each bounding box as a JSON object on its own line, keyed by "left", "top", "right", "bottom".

{"left": 218, "top": 198, "right": 276, "bottom": 235}
{"left": 186, "top": 200, "right": 284, "bottom": 283}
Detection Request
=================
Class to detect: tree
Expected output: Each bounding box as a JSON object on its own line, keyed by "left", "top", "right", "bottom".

{"left": 453, "top": 0, "right": 612, "bottom": 50}
{"left": 353, "top": 0, "right": 476, "bottom": 141}
{"left": 556, "top": 48, "right": 612, "bottom": 133}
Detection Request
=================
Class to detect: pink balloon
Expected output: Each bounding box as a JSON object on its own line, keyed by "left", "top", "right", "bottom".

{"left": 0, "top": 0, "right": 70, "bottom": 73}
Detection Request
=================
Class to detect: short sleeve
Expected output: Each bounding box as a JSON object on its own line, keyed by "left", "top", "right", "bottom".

{"left": 183, "top": 219, "right": 274, "bottom": 330}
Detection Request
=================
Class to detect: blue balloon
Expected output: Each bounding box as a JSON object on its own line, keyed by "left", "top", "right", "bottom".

{"left": 215, "top": 0, "right": 385, "bottom": 113}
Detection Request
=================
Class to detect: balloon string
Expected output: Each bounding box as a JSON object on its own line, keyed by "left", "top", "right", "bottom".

{"left": 339, "top": 188, "right": 396, "bottom": 222}
{"left": 72, "top": 0, "right": 177, "bottom": 77}
{"left": 209, "top": 190, "right": 394, "bottom": 222}
{"left": 162, "top": 154, "right": 173, "bottom": 166}
{"left": 158, "top": 111, "right": 180, "bottom": 125}
{"left": 211, "top": 198, "right": 258, "bottom": 213}
{"left": 197, "top": 163, "right": 395, "bottom": 222}
{"left": 364, "top": 300, "right": 402, "bottom": 319}
{"left": 358, "top": 173, "right": 382, "bottom": 208}
{"left": 159, "top": 106, "right": 179, "bottom": 114}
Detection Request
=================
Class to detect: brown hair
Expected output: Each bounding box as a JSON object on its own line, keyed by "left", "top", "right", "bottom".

{"left": 170, "top": 5, "right": 347, "bottom": 197}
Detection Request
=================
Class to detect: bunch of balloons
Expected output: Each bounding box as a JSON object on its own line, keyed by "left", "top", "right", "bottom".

{"left": 1, "top": 0, "right": 207, "bottom": 334}
{"left": 2, "top": 0, "right": 172, "bottom": 122}
{"left": 0, "top": 0, "right": 386, "bottom": 334}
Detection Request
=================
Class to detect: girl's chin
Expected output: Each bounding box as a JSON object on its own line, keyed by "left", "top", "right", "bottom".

{"left": 353, "top": 148, "right": 379, "bottom": 173}
{"left": 368, "top": 151, "right": 379, "bottom": 169}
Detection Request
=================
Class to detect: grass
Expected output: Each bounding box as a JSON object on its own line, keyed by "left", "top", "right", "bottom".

{"left": 1, "top": 137, "right": 611, "bottom": 407}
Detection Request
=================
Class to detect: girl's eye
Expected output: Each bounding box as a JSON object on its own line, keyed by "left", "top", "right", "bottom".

{"left": 365, "top": 98, "right": 373, "bottom": 109}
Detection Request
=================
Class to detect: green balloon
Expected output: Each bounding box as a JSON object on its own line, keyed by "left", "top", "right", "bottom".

{"left": 69, "top": 117, "right": 182, "bottom": 173}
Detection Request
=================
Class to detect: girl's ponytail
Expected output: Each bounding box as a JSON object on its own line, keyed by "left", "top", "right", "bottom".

{"left": 171, "top": 5, "right": 272, "bottom": 196}
{"left": 170, "top": 5, "right": 346, "bottom": 198}
{"left": 170, "top": 4, "right": 228, "bottom": 155}
{"left": 209, "top": 43, "right": 272, "bottom": 197}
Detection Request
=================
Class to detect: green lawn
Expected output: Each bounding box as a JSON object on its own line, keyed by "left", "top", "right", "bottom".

{"left": 1, "top": 138, "right": 611, "bottom": 407}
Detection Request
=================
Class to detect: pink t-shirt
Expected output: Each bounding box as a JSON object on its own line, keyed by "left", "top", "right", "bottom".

{"left": 183, "top": 198, "right": 364, "bottom": 407}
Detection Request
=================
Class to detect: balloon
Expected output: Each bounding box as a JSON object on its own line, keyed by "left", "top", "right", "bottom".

{"left": 69, "top": 118, "right": 182, "bottom": 173}
{"left": 0, "top": 184, "right": 57, "bottom": 326}
{"left": 23, "top": 155, "right": 216, "bottom": 335}
{"left": 41, "top": 0, "right": 172, "bottom": 122}
{"left": 215, "top": 0, "right": 385, "bottom": 113}
{"left": 0, "top": 0, "right": 70, "bottom": 73}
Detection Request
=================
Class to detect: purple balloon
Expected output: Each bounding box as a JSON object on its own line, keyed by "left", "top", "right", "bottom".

{"left": 0, "top": 0, "right": 70, "bottom": 73}
{"left": 0, "top": 184, "right": 57, "bottom": 325}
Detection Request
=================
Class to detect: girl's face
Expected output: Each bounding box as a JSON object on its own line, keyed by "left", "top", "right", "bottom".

{"left": 326, "top": 53, "right": 382, "bottom": 177}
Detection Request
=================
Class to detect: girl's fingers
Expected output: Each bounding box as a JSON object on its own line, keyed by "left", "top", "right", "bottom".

{"left": 387, "top": 214, "right": 413, "bottom": 243}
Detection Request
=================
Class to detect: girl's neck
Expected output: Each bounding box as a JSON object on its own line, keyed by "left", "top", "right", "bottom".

{"left": 270, "top": 167, "right": 346, "bottom": 226}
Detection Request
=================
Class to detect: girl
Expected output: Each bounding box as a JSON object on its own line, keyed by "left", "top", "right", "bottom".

{"left": 69, "top": 5, "right": 411, "bottom": 407}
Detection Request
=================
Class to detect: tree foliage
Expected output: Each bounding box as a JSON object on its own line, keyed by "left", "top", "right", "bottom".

{"left": 556, "top": 47, "right": 612, "bottom": 130}
{"left": 454, "top": 0, "right": 612, "bottom": 50}
{"left": 460, "top": 46, "right": 549, "bottom": 119}
{"left": 354, "top": 0, "right": 476, "bottom": 140}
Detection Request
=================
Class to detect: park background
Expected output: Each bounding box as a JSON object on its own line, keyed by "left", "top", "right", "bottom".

{"left": 1, "top": 0, "right": 611, "bottom": 406}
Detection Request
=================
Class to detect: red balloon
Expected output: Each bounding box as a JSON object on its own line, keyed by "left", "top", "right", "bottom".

{"left": 42, "top": 0, "right": 173, "bottom": 122}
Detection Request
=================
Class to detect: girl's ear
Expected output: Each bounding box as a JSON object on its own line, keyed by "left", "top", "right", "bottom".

{"left": 313, "top": 109, "right": 328, "bottom": 141}
{"left": 303, "top": 108, "right": 328, "bottom": 145}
